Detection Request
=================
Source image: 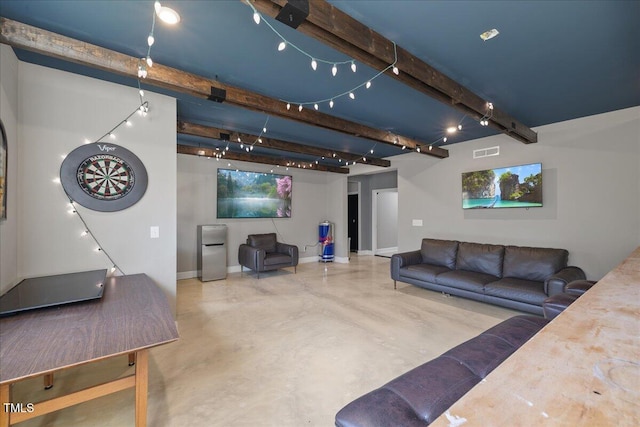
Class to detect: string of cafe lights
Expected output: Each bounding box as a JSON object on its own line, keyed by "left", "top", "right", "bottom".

{"left": 51, "top": 2, "right": 180, "bottom": 275}
{"left": 55, "top": 101, "right": 153, "bottom": 276}
{"left": 244, "top": 0, "right": 400, "bottom": 113}
{"left": 243, "top": 1, "right": 498, "bottom": 154}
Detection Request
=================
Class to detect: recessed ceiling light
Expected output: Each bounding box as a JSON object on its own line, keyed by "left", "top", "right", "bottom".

{"left": 480, "top": 28, "right": 499, "bottom": 41}
{"left": 154, "top": 2, "right": 181, "bottom": 25}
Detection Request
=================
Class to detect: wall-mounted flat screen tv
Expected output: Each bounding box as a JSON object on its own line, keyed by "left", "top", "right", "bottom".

{"left": 217, "top": 168, "right": 292, "bottom": 218}
{"left": 462, "top": 162, "right": 542, "bottom": 209}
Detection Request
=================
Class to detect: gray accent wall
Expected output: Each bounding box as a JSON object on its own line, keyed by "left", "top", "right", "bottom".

{"left": 1, "top": 58, "right": 178, "bottom": 314}
{"left": 177, "top": 155, "right": 348, "bottom": 276}
{"left": 393, "top": 107, "right": 640, "bottom": 280}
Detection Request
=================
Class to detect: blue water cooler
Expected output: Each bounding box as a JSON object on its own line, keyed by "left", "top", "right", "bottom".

{"left": 319, "top": 221, "right": 334, "bottom": 262}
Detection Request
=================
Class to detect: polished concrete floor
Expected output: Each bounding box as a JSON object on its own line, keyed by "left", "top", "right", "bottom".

{"left": 13, "top": 255, "right": 522, "bottom": 426}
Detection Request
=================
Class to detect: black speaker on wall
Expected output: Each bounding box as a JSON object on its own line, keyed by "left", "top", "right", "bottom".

{"left": 208, "top": 86, "right": 226, "bottom": 103}
{"left": 275, "top": 0, "right": 309, "bottom": 29}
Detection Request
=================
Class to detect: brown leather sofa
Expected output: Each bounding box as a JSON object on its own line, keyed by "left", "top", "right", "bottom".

{"left": 391, "top": 238, "right": 586, "bottom": 315}
{"left": 542, "top": 279, "right": 597, "bottom": 319}
{"left": 238, "top": 233, "right": 298, "bottom": 278}
{"left": 335, "top": 315, "right": 549, "bottom": 427}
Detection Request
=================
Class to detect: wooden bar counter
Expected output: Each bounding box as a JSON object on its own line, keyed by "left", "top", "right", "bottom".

{"left": 0, "top": 273, "right": 179, "bottom": 426}
{"left": 430, "top": 247, "right": 640, "bottom": 426}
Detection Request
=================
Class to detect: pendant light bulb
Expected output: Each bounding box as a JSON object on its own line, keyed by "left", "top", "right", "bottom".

{"left": 253, "top": 12, "right": 261, "bottom": 25}
{"left": 332, "top": 64, "right": 337, "bottom": 76}
{"left": 458, "top": 124, "right": 463, "bottom": 130}
{"left": 329, "top": 99, "right": 334, "bottom": 108}
{"left": 146, "top": 56, "right": 153, "bottom": 67}
{"left": 443, "top": 137, "right": 448, "bottom": 143}
{"left": 147, "top": 33, "right": 155, "bottom": 47}
{"left": 349, "top": 92, "right": 355, "bottom": 100}
{"left": 286, "top": 103, "right": 291, "bottom": 110}
{"left": 263, "top": 127, "right": 267, "bottom": 133}
{"left": 311, "top": 59, "right": 317, "bottom": 70}
{"left": 351, "top": 61, "right": 357, "bottom": 73}
{"left": 278, "top": 41, "right": 286, "bottom": 51}
{"left": 392, "top": 66, "right": 399, "bottom": 75}
{"left": 298, "top": 104, "right": 303, "bottom": 112}
{"left": 314, "top": 104, "right": 319, "bottom": 110}
{"left": 366, "top": 81, "right": 372, "bottom": 89}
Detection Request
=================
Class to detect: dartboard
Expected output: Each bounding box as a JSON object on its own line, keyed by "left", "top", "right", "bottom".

{"left": 61, "top": 143, "right": 148, "bottom": 212}
{"left": 77, "top": 154, "right": 134, "bottom": 200}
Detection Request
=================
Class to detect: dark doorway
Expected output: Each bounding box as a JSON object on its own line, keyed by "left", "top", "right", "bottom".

{"left": 348, "top": 194, "right": 359, "bottom": 252}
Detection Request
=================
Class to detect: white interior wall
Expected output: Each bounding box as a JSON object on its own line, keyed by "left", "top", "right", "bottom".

{"left": 14, "top": 62, "right": 178, "bottom": 313}
{"left": 394, "top": 107, "right": 640, "bottom": 280}
{"left": 177, "top": 154, "right": 349, "bottom": 277}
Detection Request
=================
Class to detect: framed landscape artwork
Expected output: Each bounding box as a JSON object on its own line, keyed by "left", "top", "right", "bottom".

{"left": 462, "top": 162, "right": 542, "bottom": 209}
{"left": 217, "top": 168, "right": 292, "bottom": 218}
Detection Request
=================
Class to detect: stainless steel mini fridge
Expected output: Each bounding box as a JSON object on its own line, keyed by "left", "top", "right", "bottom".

{"left": 197, "top": 224, "right": 227, "bottom": 281}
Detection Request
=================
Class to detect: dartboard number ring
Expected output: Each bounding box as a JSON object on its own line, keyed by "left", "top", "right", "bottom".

{"left": 61, "top": 143, "right": 148, "bottom": 212}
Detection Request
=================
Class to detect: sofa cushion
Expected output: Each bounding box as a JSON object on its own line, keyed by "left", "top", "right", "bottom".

{"left": 247, "top": 233, "right": 277, "bottom": 253}
{"left": 502, "top": 245, "right": 568, "bottom": 282}
{"left": 400, "top": 264, "right": 451, "bottom": 283}
{"left": 456, "top": 242, "right": 504, "bottom": 277}
{"left": 420, "top": 239, "right": 459, "bottom": 269}
{"left": 335, "top": 388, "right": 429, "bottom": 427}
{"left": 441, "top": 334, "right": 515, "bottom": 378}
{"left": 435, "top": 270, "right": 497, "bottom": 292}
{"left": 263, "top": 253, "right": 292, "bottom": 266}
{"left": 384, "top": 357, "right": 481, "bottom": 424}
{"left": 484, "top": 278, "right": 547, "bottom": 305}
{"left": 481, "top": 315, "right": 548, "bottom": 347}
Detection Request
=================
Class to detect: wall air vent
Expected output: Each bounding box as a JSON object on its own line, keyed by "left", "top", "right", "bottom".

{"left": 473, "top": 146, "right": 500, "bottom": 159}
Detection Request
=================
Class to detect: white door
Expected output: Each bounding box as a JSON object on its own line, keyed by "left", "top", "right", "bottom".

{"left": 372, "top": 189, "right": 398, "bottom": 256}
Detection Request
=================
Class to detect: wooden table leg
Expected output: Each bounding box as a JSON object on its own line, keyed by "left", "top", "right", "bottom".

{"left": 128, "top": 353, "right": 136, "bottom": 366}
{"left": 44, "top": 373, "right": 54, "bottom": 390}
{"left": 0, "top": 382, "right": 10, "bottom": 427}
{"left": 134, "top": 349, "right": 149, "bottom": 427}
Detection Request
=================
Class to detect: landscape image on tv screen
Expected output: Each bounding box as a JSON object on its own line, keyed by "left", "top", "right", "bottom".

{"left": 217, "top": 169, "right": 292, "bottom": 218}
{"left": 462, "top": 163, "right": 542, "bottom": 209}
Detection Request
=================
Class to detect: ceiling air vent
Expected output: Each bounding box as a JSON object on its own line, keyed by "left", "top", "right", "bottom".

{"left": 473, "top": 146, "right": 500, "bottom": 159}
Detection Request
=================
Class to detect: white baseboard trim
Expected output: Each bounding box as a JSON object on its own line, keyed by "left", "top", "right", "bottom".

{"left": 357, "top": 250, "right": 373, "bottom": 256}
{"left": 376, "top": 247, "right": 398, "bottom": 255}
{"left": 177, "top": 270, "right": 197, "bottom": 280}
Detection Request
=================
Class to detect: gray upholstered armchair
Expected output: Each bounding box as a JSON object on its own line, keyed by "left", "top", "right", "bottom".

{"left": 238, "top": 233, "right": 299, "bottom": 278}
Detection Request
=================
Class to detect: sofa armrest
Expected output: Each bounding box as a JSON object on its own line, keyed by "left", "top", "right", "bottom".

{"left": 276, "top": 242, "right": 299, "bottom": 265}
{"left": 545, "top": 266, "right": 587, "bottom": 296}
{"left": 239, "top": 244, "right": 265, "bottom": 271}
{"left": 390, "top": 250, "right": 422, "bottom": 280}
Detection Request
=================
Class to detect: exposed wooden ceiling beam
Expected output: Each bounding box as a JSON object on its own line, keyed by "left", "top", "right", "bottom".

{"left": 250, "top": 0, "right": 538, "bottom": 144}
{"left": 0, "top": 17, "right": 448, "bottom": 159}
{"left": 177, "top": 144, "right": 349, "bottom": 174}
{"left": 178, "top": 121, "right": 391, "bottom": 168}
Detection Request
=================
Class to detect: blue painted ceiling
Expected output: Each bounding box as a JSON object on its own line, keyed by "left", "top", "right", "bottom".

{"left": 1, "top": 0, "right": 638, "bottom": 166}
